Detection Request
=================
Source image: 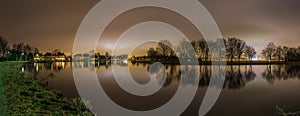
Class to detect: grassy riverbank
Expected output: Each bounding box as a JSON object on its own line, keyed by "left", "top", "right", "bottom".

{"left": 276, "top": 106, "right": 300, "bottom": 116}
{"left": 0, "top": 62, "right": 93, "bottom": 115}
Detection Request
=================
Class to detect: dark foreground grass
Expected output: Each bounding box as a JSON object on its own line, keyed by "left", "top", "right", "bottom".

{"left": 276, "top": 106, "right": 300, "bottom": 116}
{"left": 0, "top": 64, "right": 7, "bottom": 115}
{"left": 0, "top": 62, "right": 93, "bottom": 115}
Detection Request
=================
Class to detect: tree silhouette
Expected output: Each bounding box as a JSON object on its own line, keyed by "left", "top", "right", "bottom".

{"left": 235, "top": 39, "right": 246, "bottom": 62}
{"left": 226, "top": 37, "right": 244, "bottom": 62}
{"left": 95, "top": 52, "right": 101, "bottom": 59}
{"left": 12, "top": 42, "right": 25, "bottom": 61}
{"left": 191, "top": 39, "right": 209, "bottom": 61}
{"left": 244, "top": 45, "right": 256, "bottom": 62}
{"left": 0, "top": 36, "right": 9, "bottom": 59}
{"left": 147, "top": 47, "right": 157, "bottom": 61}
{"left": 200, "top": 40, "right": 210, "bottom": 61}
{"left": 156, "top": 39, "right": 172, "bottom": 57}
{"left": 24, "top": 44, "right": 32, "bottom": 60}
{"left": 282, "top": 46, "right": 289, "bottom": 62}
{"left": 226, "top": 37, "right": 246, "bottom": 62}
{"left": 105, "top": 52, "right": 110, "bottom": 59}
{"left": 52, "top": 49, "right": 61, "bottom": 56}
{"left": 274, "top": 46, "right": 283, "bottom": 60}
{"left": 34, "top": 47, "right": 39, "bottom": 54}
{"left": 226, "top": 38, "right": 236, "bottom": 62}
{"left": 286, "top": 47, "right": 300, "bottom": 62}
{"left": 214, "top": 38, "right": 227, "bottom": 61}
{"left": 176, "top": 39, "right": 196, "bottom": 61}
{"left": 262, "top": 42, "right": 276, "bottom": 61}
{"left": 10, "top": 42, "right": 38, "bottom": 61}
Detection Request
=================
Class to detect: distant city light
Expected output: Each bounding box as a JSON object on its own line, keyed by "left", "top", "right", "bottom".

{"left": 251, "top": 56, "right": 259, "bottom": 61}
{"left": 35, "top": 65, "right": 39, "bottom": 72}
{"left": 62, "top": 62, "right": 65, "bottom": 69}
{"left": 21, "top": 67, "right": 25, "bottom": 72}
{"left": 122, "top": 60, "right": 128, "bottom": 64}
{"left": 251, "top": 57, "right": 258, "bottom": 61}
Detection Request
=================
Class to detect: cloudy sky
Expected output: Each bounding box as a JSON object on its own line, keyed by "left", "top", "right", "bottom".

{"left": 0, "top": 0, "right": 299, "bottom": 55}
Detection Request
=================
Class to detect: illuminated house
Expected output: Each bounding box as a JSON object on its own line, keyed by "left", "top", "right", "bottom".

{"left": 33, "top": 52, "right": 66, "bottom": 61}
{"left": 54, "top": 55, "right": 66, "bottom": 61}
{"left": 34, "top": 53, "right": 41, "bottom": 61}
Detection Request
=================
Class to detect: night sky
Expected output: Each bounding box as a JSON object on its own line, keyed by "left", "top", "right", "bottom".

{"left": 1, "top": 0, "right": 299, "bottom": 55}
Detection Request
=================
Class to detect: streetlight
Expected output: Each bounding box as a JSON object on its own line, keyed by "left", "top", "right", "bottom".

{"left": 6, "top": 51, "right": 11, "bottom": 61}
{"left": 21, "top": 53, "right": 25, "bottom": 61}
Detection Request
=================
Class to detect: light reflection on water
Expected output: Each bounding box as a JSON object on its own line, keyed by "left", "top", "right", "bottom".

{"left": 22, "top": 62, "right": 300, "bottom": 116}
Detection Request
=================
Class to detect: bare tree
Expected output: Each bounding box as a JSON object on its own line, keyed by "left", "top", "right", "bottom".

{"left": 226, "top": 37, "right": 245, "bottom": 62}
{"left": 283, "top": 46, "right": 289, "bottom": 62}
{"left": 52, "top": 49, "right": 61, "bottom": 56}
{"left": 191, "top": 40, "right": 201, "bottom": 58}
{"left": 147, "top": 47, "right": 157, "bottom": 61}
{"left": 200, "top": 40, "right": 209, "bottom": 61}
{"left": 226, "top": 37, "right": 237, "bottom": 62}
{"left": 274, "top": 46, "right": 283, "bottom": 61}
{"left": 191, "top": 39, "right": 209, "bottom": 61}
{"left": 236, "top": 39, "right": 246, "bottom": 62}
{"left": 176, "top": 39, "right": 196, "bottom": 61}
{"left": 156, "top": 39, "right": 172, "bottom": 57}
{"left": 286, "top": 47, "right": 300, "bottom": 62}
{"left": 12, "top": 42, "right": 25, "bottom": 61}
{"left": 24, "top": 44, "right": 32, "bottom": 60}
{"left": 0, "top": 36, "right": 9, "bottom": 58}
{"left": 244, "top": 45, "right": 256, "bottom": 61}
{"left": 261, "top": 42, "right": 276, "bottom": 61}
{"left": 214, "top": 38, "right": 227, "bottom": 61}
{"left": 34, "top": 47, "right": 39, "bottom": 54}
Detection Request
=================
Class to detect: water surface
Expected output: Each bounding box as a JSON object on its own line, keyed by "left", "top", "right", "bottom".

{"left": 24, "top": 62, "right": 300, "bottom": 116}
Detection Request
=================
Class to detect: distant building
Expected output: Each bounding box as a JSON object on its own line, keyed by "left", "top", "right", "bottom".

{"left": 54, "top": 55, "right": 66, "bottom": 61}
{"left": 34, "top": 53, "right": 66, "bottom": 61}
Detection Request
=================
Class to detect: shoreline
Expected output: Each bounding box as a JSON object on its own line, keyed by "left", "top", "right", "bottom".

{"left": 0, "top": 62, "right": 93, "bottom": 115}
{"left": 131, "top": 60, "right": 299, "bottom": 65}
{"left": 4, "top": 60, "right": 300, "bottom": 65}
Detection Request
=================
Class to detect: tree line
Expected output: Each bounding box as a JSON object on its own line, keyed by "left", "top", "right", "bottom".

{"left": 2, "top": 35, "right": 300, "bottom": 62}
{"left": 261, "top": 42, "right": 300, "bottom": 62}
{"left": 144, "top": 37, "right": 300, "bottom": 63}
{"left": 0, "top": 36, "right": 67, "bottom": 61}
{"left": 144, "top": 37, "right": 256, "bottom": 62}
{"left": 0, "top": 36, "right": 39, "bottom": 61}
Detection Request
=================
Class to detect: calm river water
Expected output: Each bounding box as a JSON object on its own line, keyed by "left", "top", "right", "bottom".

{"left": 23, "top": 62, "right": 300, "bottom": 116}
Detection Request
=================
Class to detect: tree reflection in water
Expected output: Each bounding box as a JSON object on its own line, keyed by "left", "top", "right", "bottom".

{"left": 223, "top": 65, "right": 255, "bottom": 90}
{"left": 26, "top": 62, "right": 300, "bottom": 90}
{"left": 262, "top": 64, "right": 300, "bottom": 84}
{"left": 146, "top": 64, "right": 258, "bottom": 90}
